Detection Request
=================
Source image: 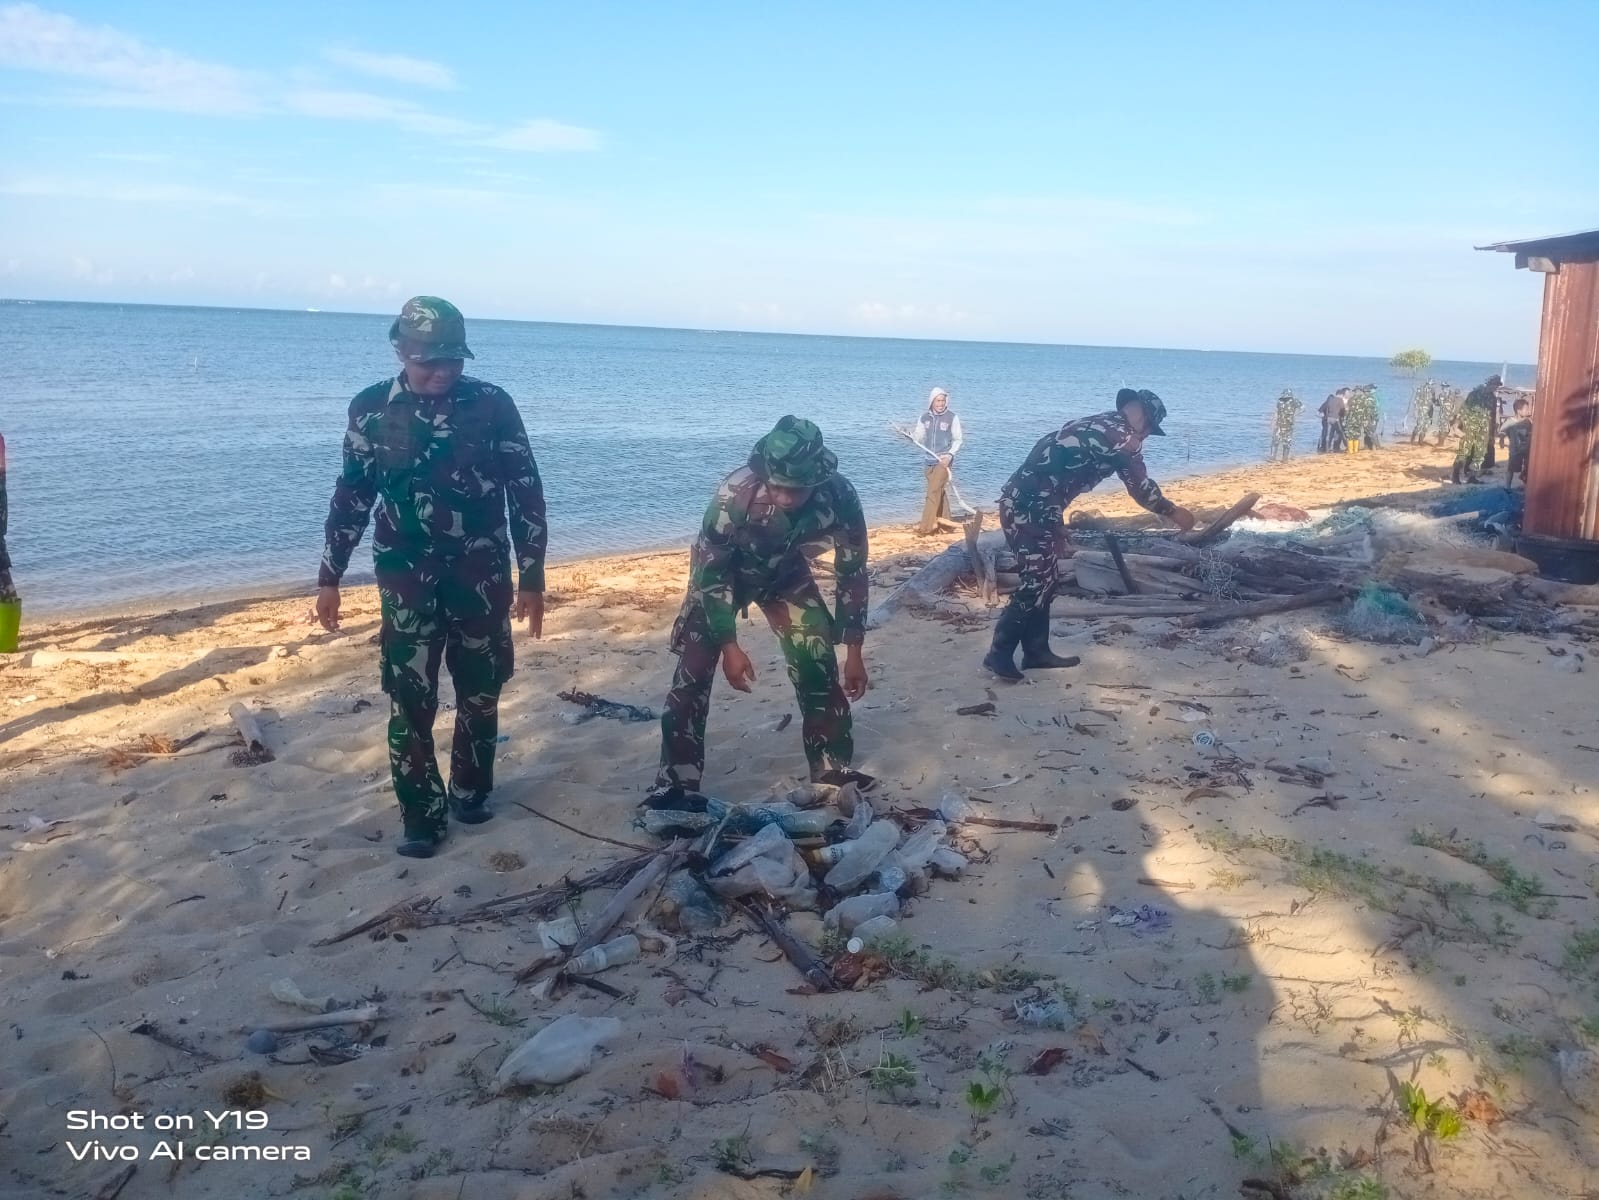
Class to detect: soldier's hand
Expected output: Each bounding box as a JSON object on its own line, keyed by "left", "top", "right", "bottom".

{"left": 721, "top": 643, "right": 757, "bottom": 693}
{"left": 315, "top": 585, "right": 341, "bottom": 632}
{"left": 514, "top": 590, "right": 544, "bottom": 639}
{"left": 1169, "top": 506, "right": 1197, "bottom": 533}
{"left": 938, "top": 454, "right": 953, "bottom": 467}
{"left": 842, "top": 645, "right": 868, "bottom": 701}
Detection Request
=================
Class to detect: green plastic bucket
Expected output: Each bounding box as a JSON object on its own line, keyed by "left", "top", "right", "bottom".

{"left": 0, "top": 598, "right": 19, "bottom": 654}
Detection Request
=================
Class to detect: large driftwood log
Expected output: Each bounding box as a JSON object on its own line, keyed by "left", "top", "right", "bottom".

{"left": 867, "top": 532, "right": 1005, "bottom": 627}
{"left": 1178, "top": 585, "right": 1349, "bottom": 629}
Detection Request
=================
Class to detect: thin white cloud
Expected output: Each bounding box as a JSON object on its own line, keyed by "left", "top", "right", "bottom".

{"left": 482, "top": 118, "right": 601, "bottom": 153}
{"left": 1, "top": 174, "right": 257, "bottom": 208}
{"left": 0, "top": 2, "right": 261, "bottom": 113}
{"left": 322, "top": 46, "right": 455, "bottom": 90}
{"left": 283, "top": 88, "right": 479, "bottom": 136}
{"left": 852, "top": 301, "right": 970, "bottom": 327}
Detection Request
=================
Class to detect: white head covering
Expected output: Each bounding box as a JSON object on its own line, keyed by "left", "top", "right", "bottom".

{"left": 928, "top": 387, "right": 949, "bottom": 407}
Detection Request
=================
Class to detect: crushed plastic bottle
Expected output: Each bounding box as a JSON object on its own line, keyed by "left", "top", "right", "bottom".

{"left": 928, "top": 846, "right": 967, "bottom": 878}
{"left": 937, "top": 792, "right": 975, "bottom": 825}
{"left": 807, "top": 843, "right": 849, "bottom": 867}
{"left": 851, "top": 914, "right": 899, "bottom": 945}
{"left": 566, "top": 934, "right": 642, "bottom": 975}
{"left": 1190, "top": 730, "right": 1216, "bottom": 749}
{"left": 710, "top": 823, "right": 792, "bottom": 875}
{"left": 844, "top": 795, "right": 874, "bottom": 839}
{"left": 1013, "top": 997, "right": 1067, "bottom": 1029}
{"left": 494, "top": 1014, "right": 623, "bottom": 1089}
{"left": 538, "top": 914, "right": 580, "bottom": 952}
{"left": 822, "top": 820, "right": 899, "bottom": 891}
{"left": 872, "top": 864, "right": 908, "bottom": 894}
{"left": 895, "top": 819, "right": 947, "bottom": 870}
{"left": 660, "top": 871, "right": 724, "bottom": 932}
{"left": 823, "top": 891, "right": 900, "bottom": 933}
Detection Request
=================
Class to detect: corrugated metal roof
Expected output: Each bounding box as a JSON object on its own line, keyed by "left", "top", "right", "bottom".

{"left": 1476, "top": 229, "right": 1599, "bottom": 259}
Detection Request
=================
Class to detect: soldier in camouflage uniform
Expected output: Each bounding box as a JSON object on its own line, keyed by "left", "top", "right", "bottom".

{"left": 1410, "top": 380, "right": 1439, "bottom": 444}
{"left": 984, "top": 389, "right": 1195, "bottom": 681}
{"left": 1269, "top": 389, "right": 1302, "bottom": 461}
{"left": 1452, "top": 374, "right": 1499, "bottom": 484}
{"left": 316, "top": 297, "right": 548, "bottom": 858}
{"left": 656, "top": 416, "right": 869, "bottom": 794}
{"left": 1342, "top": 386, "right": 1377, "bottom": 452}
{"left": 0, "top": 433, "right": 15, "bottom": 604}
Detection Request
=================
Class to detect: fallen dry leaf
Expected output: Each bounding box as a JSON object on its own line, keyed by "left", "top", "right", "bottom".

{"left": 1183, "top": 785, "right": 1232, "bottom": 803}
{"left": 751, "top": 1044, "right": 795, "bottom": 1073}
{"left": 1458, "top": 1089, "right": 1504, "bottom": 1124}
{"left": 648, "top": 1072, "right": 680, "bottom": 1099}
{"left": 795, "top": 1165, "right": 814, "bottom": 1192}
{"left": 1024, "top": 1047, "right": 1069, "bottom": 1075}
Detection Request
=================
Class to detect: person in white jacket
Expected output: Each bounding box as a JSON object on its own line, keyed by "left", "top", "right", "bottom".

{"left": 911, "top": 387, "right": 965, "bottom": 534}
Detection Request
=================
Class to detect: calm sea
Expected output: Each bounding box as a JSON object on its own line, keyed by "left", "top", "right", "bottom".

{"left": 0, "top": 300, "right": 1530, "bottom": 616}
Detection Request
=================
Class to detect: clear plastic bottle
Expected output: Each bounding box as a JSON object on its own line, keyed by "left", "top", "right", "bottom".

{"left": 938, "top": 792, "right": 974, "bottom": 825}
{"left": 566, "top": 934, "right": 641, "bottom": 975}
{"left": 872, "top": 864, "right": 908, "bottom": 893}
{"left": 844, "top": 796, "right": 874, "bottom": 839}
{"left": 807, "top": 843, "right": 849, "bottom": 867}
{"left": 822, "top": 820, "right": 899, "bottom": 891}
{"left": 823, "top": 891, "right": 900, "bottom": 933}
{"left": 928, "top": 846, "right": 967, "bottom": 878}
{"left": 851, "top": 914, "right": 899, "bottom": 946}
{"left": 896, "top": 819, "right": 947, "bottom": 870}
{"left": 711, "top": 823, "right": 792, "bottom": 875}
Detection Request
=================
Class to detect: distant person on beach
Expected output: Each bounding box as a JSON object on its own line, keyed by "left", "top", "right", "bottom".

{"left": 984, "top": 389, "right": 1195, "bottom": 681}
{"left": 1317, "top": 390, "right": 1347, "bottom": 453}
{"left": 315, "top": 297, "right": 548, "bottom": 859}
{"left": 1452, "top": 374, "right": 1500, "bottom": 485}
{"left": 1269, "top": 389, "right": 1301, "bottom": 461}
{"left": 0, "top": 433, "right": 15, "bottom": 604}
{"left": 1499, "top": 394, "right": 1533, "bottom": 487}
{"left": 1343, "top": 386, "right": 1377, "bottom": 453}
{"left": 911, "top": 387, "right": 965, "bottom": 535}
{"left": 654, "top": 416, "right": 869, "bottom": 797}
{"left": 1410, "top": 380, "right": 1440, "bottom": 444}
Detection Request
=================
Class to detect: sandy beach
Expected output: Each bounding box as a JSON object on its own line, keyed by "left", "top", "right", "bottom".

{"left": 3, "top": 441, "right": 1598, "bottom": 1200}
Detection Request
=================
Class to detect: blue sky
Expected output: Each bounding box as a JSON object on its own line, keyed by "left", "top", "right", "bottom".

{"left": 2, "top": 1, "right": 1594, "bottom": 359}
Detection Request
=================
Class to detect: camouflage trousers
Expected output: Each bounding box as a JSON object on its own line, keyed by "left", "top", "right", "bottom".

{"left": 658, "top": 577, "right": 852, "bottom": 789}
{"left": 1454, "top": 408, "right": 1490, "bottom": 471}
{"left": 376, "top": 551, "right": 514, "bottom": 838}
{"left": 998, "top": 500, "right": 1062, "bottom": 620}
{"left": 1269, "top": 421, "right": 1295, "bottom": 461}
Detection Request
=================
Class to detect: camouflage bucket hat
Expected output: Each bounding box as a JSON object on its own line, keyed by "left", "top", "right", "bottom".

{"left": 389, "top": 295, "right": 474, "bottom": 362}
{"left": 1116, "top": 387, "right": 1168, "bottom": 436}
{"left": 752, "top": 415, "right": 837, "bottom": 487}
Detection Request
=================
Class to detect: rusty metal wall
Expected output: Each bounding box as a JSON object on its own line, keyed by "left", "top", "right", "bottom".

{"left": 1524, "top": 260, "right": 1599, "bottom": 541}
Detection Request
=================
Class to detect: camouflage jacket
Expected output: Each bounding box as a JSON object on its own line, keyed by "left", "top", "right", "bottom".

{"left": 1000, "top": 411, "right": 1175, "bottom": 522}
{"left": 686, "top": 466, "right": 869, "bottom": 646}
{"left": 320, "top": 375, "right": 547, "bottom": 591}
{"left": 1464, "top": 383, "right": 1498, "bottom": 413}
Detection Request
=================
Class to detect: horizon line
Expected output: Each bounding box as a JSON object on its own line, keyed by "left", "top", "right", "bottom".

{"left": 0, "top": 295, "right": 1535, "bottom": 369}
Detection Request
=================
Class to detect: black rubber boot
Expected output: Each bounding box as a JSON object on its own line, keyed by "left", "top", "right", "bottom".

{"left": 397, "top": 828, "right": 445, "bottom": 858}
{"left": 449, "top": 794, "right": 493, "bottom": 825}
{"left": 982, "top": 609, "right": 1026, "bottom": 681}
{"left": 1020, "top": 608, "right": 1081, "bottom": 669}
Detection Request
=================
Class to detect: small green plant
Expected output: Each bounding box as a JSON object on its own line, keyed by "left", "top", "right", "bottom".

{"left": 1576, "top": 1014, "right": 1599, "bottom": 1042}
{"left": 1410, "top": 829, "right": 1552, "bottom": 914}
{"left": 1399, "top": 1081, "right": 1463, "bottom": 1140}
{"left": 1327, "top": 1176, "right": 1390, "bottom": 1200}
{"left": 329, "top": 1182, "right": 367, "bottom": 1200}
{"left": 897, "top": 1008, "right": 925, "bottom": 1036}
{"left": 1222, "top": 972, "right": 1253, "bottom": 994}
{"left": 868, "top": 1050, "right": 918, "bottom": 1094}
{"left": 1393, "top": 1006, "right": 1426, "bottom": 1045}
{"left": 711, "top": 1131, "right": 754, "bottom": 1172}
{"left": 1425, "top": 1052, "right": 1450, "bottom": 1076}
{"left": 965, "top": 1079, "right": 1004, "bottom": 1117}
{"left": 1495, "top": 1032, "right": 1543, "bottom": 1070}
{"left": 1230, "top": 1132, "right": 1258, "bottom": 1161}
{"left": 465, "top": 993, "right": 524, "bottom": 1028}
{"left": 1564, "top": 929, "right": 1599, "bottom": 978}
{"left": 1209, "top": 867, "right": 1255, "bottom": 891}
{"left": 1194, "top": 972, "right": 1219, "bottom": 1004}
{"left": 978, "top": 1153, "right": 1016, "bottom": 1184}
{"left": 947, "top": 1145, "right": 972, "bottom": 1166}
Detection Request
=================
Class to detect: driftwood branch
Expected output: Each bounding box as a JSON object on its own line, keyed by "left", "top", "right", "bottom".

{"left": 1178, "top": 491, "right": 1261, "bottom": 547}
{"left": 314, "top": 895, "right": 436, "bottom": 946}
{"left": 569, "top": 844, "right": 683, "bottom": 957}
{"left": 1104, "top": 534, "right": 1139, "bottom": 594}
{"left": 248, "top": 1004, "right": 383, "bottom": 1034}
{"left": 1179, "top": 584, "right": 1349, "bottom": 629}
{"left": 227, "top": 702, "right": 274, "bottom": 762}
{"left": 735, "top": 898, "right": 838, "bottom": 992}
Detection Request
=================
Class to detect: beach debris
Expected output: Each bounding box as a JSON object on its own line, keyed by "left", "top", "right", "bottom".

{"left": 734, "top": 897, "right": 838, "bottom": 992}
{"left": 494, "top": 1014, "right": 623, "bottom": 1089}
{"left": 566, "top": 934, "right": 642, "bottom": 975}
{"left": 245, "top": 1029, "right": 280, "bottom": 1055}
{"left": 1107, "top": 904, "right": 1172, "bottom": 935}
{"left": 269, "top": 978, "right": 337, "bottom": 1014}
{"left": 130, "top": 1020, "right": 220, "bottom": 1063}
{"left": 1179, "top": 492, "right": 1263, "bottom": 547}
{"left": 658, "top": 871, "right": 725, "bottom": 932}
{"left": 227, "top": 702, "right": 275, "bottom": 765}
{"left": 1025, "top": 1047, "right": 1070, "bottom": 1076}
{"left": 556, "top": 688, "right": 656, "bottom": 723}
{"left": 538, "top": 914, "right": 580, "bottom": 951}
{"left": 824, "top": 892, "right": 900, "bottom": 934}
{"left": 822, "top": 821, "right": 899, "bottom": 891}
{"left": 846, "top": 914, "right": 899, "bottom": 951}
{"left": 249, "top": 1004, "right": 384, "bottom": 1034}
{"left": 955, "top": 701, "right": 997, "bottom": 716}
{"left": 1014, "top": 996, "right": 1069, "bottom": 1028}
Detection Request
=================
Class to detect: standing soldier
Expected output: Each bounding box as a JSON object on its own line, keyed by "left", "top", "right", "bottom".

{"left": 1269, "top": 389, "right": 1302, "bottom": 461}
{"left": 1343, "top": 386, "right": 1376, "bottom": 453}
{"left": 0, "top": 433, "right": 17, "bottom": 653}
{"left": 1452, "top": 374, "right": 1499, "bottom": 484}
{"left": 316, "top": 297, "right": 548, "bottom": 859}
{"left": 1410, "top": 381, "right": 1436, "bottom": 445}
{"left": 654, "top": 416, "right": 870, "bottom": 797}
{"left": 984, "top": 389, "right": 1195, "bottom": 681}
{"left": 1316, "top": 390, "right": 1347, "bottom": 453}
{"left": 911, "top": 387, "right": 965, "bottom": 535}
